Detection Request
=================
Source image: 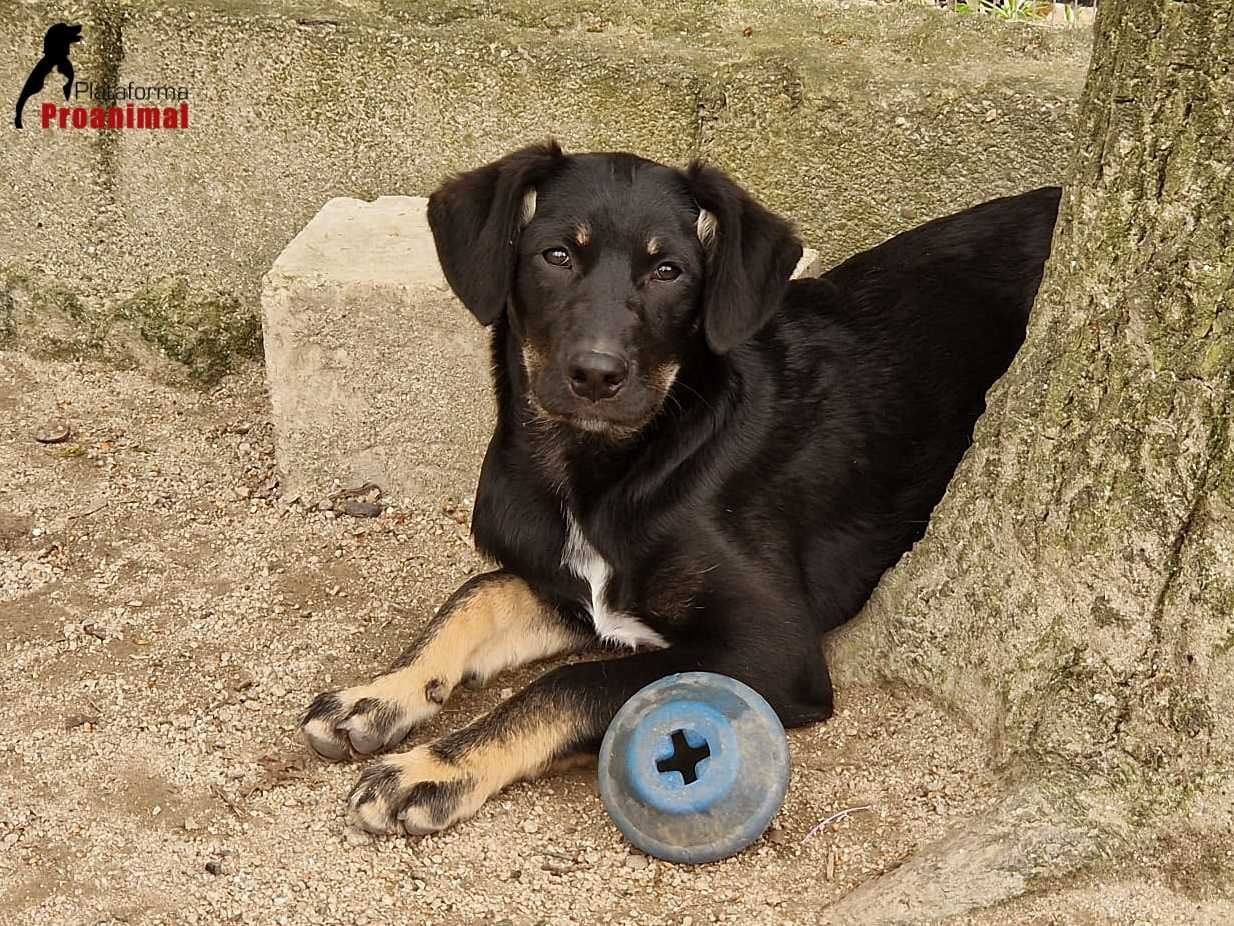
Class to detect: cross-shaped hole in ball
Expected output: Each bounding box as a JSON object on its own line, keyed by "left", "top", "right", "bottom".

{"left": 655, "top": 729, "right": 712, "bottom": 785}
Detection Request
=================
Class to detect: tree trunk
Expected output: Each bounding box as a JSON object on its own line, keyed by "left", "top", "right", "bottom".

{"left": 822, "top": 0, "right": 1233, "bottom": 919}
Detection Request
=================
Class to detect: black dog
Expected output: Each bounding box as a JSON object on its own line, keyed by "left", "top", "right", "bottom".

{"left": 15, "top": 23, "right": 82, "bottom": 129}
{"left": 302, "top": 141, "right": 1060, "bottom": 835}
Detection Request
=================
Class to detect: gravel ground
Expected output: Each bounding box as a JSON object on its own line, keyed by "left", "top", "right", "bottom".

{"left": 2, "top": 350, "right": 1227, "bottom": 926}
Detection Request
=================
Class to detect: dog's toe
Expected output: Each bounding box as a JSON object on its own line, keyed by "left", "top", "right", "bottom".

{"left": 301, "top": 691, "right": 353, "bottom": 760}
{"left": 337, "top": 713, "right": 392, "bottom": 755}
{"left": 300, "top": 687, "right": 418, "bottom": 761}
{"left": 303, "top": 717, "right": 353, "bottom": 761}
{"left": 346, "top": 747, "right": 481, "bottom": 837}
{"left": 399, "top": 804, "right": 441, "bottom": 837}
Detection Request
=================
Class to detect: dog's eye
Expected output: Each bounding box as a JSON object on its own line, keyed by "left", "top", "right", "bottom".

{"left": 542, "top": 247, "right": 571, "bottom": 267}
{"left": 653, "top": 262, "right": 682, "bottom": 282}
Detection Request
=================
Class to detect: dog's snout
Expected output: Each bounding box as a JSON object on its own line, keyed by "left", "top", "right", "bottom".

{"left": 568, "top": 351, "right": 629, "bottom": 402}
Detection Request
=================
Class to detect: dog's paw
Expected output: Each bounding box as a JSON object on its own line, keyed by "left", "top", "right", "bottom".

{"left": 301, "top": 676, "right": 448, "bottom": 761}
{"left": 347, "top": 747, "right": 482, "bottom": 836}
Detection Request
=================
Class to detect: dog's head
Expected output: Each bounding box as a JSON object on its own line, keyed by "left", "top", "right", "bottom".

{"left": 43, "top": 23, "right": 83, "bottom": 57}
{"left": 427, "top": 142, "right": 801, "bottom": 437}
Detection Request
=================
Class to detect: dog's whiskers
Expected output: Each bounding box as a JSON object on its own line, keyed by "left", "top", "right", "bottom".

{"left": 672, "top": 378, "right": 717, "bottom": 416}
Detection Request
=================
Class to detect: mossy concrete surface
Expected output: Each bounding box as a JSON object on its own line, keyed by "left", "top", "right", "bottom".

{"left": 0, "top": 0, "right": 1090, "bottom": 378}
{"left": 1, "top": 265, "right": 260, "bottom": 385}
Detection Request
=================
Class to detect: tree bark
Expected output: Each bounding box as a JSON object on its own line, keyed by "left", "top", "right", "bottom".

{"left": 822, "top": 0, "right": 1233, "bottom": 918}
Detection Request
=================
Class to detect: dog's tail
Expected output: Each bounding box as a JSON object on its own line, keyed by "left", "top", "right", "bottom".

{"left": 15, "top": 59, "right": 52, "bottom": 129}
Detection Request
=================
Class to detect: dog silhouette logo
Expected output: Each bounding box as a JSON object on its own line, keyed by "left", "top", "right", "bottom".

{"left": 15, "top": 22, "right": 83, "bottom": 129}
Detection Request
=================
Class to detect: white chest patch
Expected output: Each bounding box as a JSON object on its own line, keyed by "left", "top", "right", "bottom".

{"left": 561, "top": 513, "right": 668, "bottom": 650}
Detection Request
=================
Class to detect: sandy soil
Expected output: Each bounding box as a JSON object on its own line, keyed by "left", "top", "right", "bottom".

{"left": 1, "top": 351, "right": 1229, "bottom": 926}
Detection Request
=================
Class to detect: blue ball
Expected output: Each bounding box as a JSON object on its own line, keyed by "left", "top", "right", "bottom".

{"left": 598, "top": 672, "right": 790, "bottom": 864}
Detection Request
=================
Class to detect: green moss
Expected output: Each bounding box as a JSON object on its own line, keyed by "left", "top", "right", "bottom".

{"left": 0, "top": 288, "right": 14, "bottom": 346}
{"left": 114, "top": 278, "right": 261, "bottom": 386}
{"left": 2, "top": 265, "right": 260, "bottom": 385}
{"left": 31, "top": 280, "right": 93, "bottom": 326}
{"left": 1, "top": 265, "right": 107, "bottom": 359}
{"left": 1167, "top": 687, "right": 1215, "bottom": 740}
{"left": 1217, "top": 625, "right": 1234, "bottom": 657}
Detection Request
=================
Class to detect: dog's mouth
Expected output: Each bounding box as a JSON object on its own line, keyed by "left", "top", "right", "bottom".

{"left": 527, "top": 397, "right": 648, "bottom": 440}
{"left": 561, "top": 413, "right": 646, "bottom": 439}
{"left": 520, "top": 347, "right": 682, "bottom": 441}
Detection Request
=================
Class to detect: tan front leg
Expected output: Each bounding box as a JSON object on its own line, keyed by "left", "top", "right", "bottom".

{"left": 347, "top": 681, "right": 589, "bottom": 835}
{"left": 301, "top": 571, "right": 588, "bottom": 760}
{"left": 346, "top": 647, "right": 696, "bottom": 836}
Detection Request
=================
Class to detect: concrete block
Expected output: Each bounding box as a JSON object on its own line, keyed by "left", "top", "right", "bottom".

{"left": 792, "top": 248, "right": 826, "bottom": 280}
{"left": 261, "top": 196, "right": 492, "bottom": 505}
{"left": 1, "top": 1, "right": 1089, "bottom": 366}
{"left": 262, "top": 199, "right": 830, "bottom": 504}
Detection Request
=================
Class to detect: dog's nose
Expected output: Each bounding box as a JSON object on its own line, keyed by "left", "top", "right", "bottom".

{"left": 568, "top": 351, "right": 629, "bottom": 401}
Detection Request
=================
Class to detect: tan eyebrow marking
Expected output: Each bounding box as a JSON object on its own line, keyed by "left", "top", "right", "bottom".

{"left": 647, "top": 237, "right": 661, "bottom": 256}
{"left": 696, "top": 209, "right": 717, "bottom": 246}
{"left": 519, "top": 189, "right": 537, "bottom": 225}
{"left": 575, "top": 223, "right": 591, "bottom": 247}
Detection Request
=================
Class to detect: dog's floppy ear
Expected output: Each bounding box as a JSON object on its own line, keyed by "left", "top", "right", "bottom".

{"left": 686, "top": 162, "right": 803, "bottom": 354}
{"left": 427, "top": 141, "right": 566, "bottom": 325}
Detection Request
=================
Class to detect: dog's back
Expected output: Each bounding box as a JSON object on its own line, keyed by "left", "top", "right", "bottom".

{"left": 739, "top": 187, "right": 1062, "bottom": 629}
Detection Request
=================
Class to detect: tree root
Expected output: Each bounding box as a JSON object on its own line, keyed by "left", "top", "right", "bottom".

{"left": 819, "top": 781, "right": 1119, "bottom": 925}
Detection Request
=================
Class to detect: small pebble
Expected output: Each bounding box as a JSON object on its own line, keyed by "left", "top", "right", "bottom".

{"left": 35, "top": 421, "right": 71, "bottom": 444}
{"left": 343, "top": 827, "right": 371, "bottom": 846}
{"left": 341, "top": 499, "right": 383, "bottom": 518}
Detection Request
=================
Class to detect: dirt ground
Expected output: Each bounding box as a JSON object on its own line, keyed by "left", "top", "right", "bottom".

{"left": 1, "top": 350, "right": 1230, "bottom": 926}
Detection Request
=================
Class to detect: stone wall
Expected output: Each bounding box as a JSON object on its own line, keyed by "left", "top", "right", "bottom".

{"left": 0, "top": 0, "right": 1091, "bottom": 380}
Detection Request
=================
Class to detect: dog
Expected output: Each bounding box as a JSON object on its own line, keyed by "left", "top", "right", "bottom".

{"left": 301, "top": 141, "right": 1061, "bottom": 836}
{"left": 15, "top": 22, "right": 82, "bottom": 129}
